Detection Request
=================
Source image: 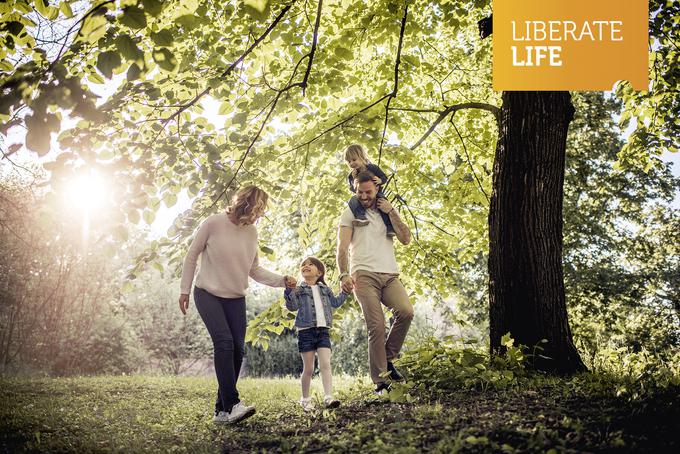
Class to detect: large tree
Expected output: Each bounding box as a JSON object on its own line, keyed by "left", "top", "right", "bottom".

{"left": 488, "top": 91, "right": 585, "bottom": 372}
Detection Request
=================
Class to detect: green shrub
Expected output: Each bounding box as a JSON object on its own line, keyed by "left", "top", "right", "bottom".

{"left": 392, "top": 333, "right": 527, "bottom": 399}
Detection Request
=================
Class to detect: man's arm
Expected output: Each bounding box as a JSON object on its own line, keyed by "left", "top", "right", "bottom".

{"left": 336, "top": 225, "right": 354, "bottom": 292}
{"left": 389, "top": 209, "right": 411, "bottom": 245}
{"left": 377, "top": 198, "right": 411, "bottom": 245}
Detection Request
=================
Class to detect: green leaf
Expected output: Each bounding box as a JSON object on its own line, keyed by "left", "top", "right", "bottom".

{"left": 87, "top": 73, "right": 105, "bottom": 85}
{"left": 115, "top": 34, "right": 143, "bottom": 61}
{"left": 96, "top": 51, "right": 122, "bottom": 79}
{"left": 4, "top": 21, "right": 24, "bottom": 37}
{"left": 335, "top": 46, "right": 353, "bottom": 60}
{"left": 142, "top": 0, "right": 164, "bottom": 16}
{"left": 59, "top": 1, "right": 74, "bottom": 18}
{"left": 151, "top": 29, "right": 173, "bottom": 46}
{"left": 501, "top": 332, "right": 514, "bottom": 348}
{"left": 244, "top": 0, "right": 270, "bottom": 20}
{"left": 119, "top": 6, "right": 147, "bottom": 29}
{"left": 153, "top": 48, "right": 177, "bottom": 72}
{"left": 78, "top": 13, "right": 108, "bottom": 43}
{"left": 126, "top": 63, "right": 142, "bottom": 81}
{"left": 25, "top": 121, "right": 50, "bottom": 156}
{"left": 175, "top": 15, "right": 199, "bottom": 30}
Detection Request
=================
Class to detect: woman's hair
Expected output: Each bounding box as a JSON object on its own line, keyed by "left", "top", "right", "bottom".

{"left": 344, "top": 144, "right": 370, "bottom": 164}
{"left": 301, "top": 256, "right": 326, "bottom": 285}
{"left": 226, "top": 185, "right": 269, "bottom": 225}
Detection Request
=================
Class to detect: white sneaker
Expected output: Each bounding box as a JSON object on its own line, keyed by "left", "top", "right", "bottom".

{"left": 213, "top": 411, "right": 230, "bottom": 423}
{"left": 299, "top": 397, "right": 314, "bottom": 412}
{"left": 214, "top": 402, "right": 256, "bottom": 424}
{"left": 324, "top": 395, "right": 340, "bottom": 408}
{"left": 352, "top": 219, "right": 370, "bottom": 227}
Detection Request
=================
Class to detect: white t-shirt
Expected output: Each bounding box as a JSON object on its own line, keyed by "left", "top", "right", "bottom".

{"left": 311, "top": 285, "right": 327, "bottom": 327}
{"left": 339, "top": 207, "right": 400, "bottom": 274}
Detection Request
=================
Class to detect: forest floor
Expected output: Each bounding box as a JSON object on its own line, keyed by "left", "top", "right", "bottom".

{"left": 1, "top": 375, "right": 679, "bottom": 453}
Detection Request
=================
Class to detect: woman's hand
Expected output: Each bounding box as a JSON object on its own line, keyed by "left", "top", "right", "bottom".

{"left": 372, "top": 176, "right": 382, "bottom": 186}
{"left": 284, "top": 275, "right": 297, "bottom": 289}
{"left": 178, "top": 294, "right": 190, "bottom": 315}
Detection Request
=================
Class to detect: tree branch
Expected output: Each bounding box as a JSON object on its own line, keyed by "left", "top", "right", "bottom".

{"left": 379, "top": 3, "right": 408, "bottom": 164}
{"left": 450, "top": 119, "right": 489, "bottom": 201}
{"left": 279, "top": 93, "right": 392, "bottom": 156}
{"left": 409, "top": 102, "right": 499, "bottom": 150}
{"left": 46, "top": 0, "right": 116, "bottom": 74}
{"left": 161, "top": 2, "right": 296, "bottom": 127}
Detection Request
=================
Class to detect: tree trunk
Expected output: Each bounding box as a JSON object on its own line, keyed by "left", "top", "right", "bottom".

{"left": 488, "top": 91, "right": 586, "bottom": 373}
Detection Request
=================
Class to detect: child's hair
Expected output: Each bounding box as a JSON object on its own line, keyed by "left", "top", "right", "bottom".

{"left": 344, "top": 144, "right": 370, "bottom": 165}
{"left": 301, "top": 256, "right": 326, "bottom": 285}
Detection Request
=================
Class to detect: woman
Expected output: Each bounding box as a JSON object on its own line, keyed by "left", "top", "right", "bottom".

{"left": 178, "top": 185, "right": 295, "bottom": 424}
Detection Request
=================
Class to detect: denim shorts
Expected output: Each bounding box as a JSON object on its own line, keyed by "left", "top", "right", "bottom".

{"left": 297, "top": 327, "right": 332, "bottom": 353}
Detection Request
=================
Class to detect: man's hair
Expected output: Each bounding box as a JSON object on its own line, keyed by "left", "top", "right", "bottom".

{"left": 355, "top": 170, "right": 377, "bottom": 185}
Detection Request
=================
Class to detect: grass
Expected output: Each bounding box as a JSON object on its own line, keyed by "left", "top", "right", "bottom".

{"left": 1, "top": 374, "right": 679, "bottom": 453}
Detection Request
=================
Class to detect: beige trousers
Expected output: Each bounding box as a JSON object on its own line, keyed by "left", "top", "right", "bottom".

{"left": 353, "top": 270, "right": 414, "bottom": 384}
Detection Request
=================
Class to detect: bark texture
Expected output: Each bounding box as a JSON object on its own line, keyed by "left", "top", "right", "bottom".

{"left": 488, "top": 91, "right": 586, "bottom": 373}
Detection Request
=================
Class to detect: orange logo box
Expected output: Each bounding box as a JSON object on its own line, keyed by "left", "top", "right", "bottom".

{"left": 493, "top": 0, "right": 648, "bottom": 91}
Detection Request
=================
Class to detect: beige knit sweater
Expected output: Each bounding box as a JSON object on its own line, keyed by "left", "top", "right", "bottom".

{"left": 180, "top": 213, "right": 285, "bottom": 298}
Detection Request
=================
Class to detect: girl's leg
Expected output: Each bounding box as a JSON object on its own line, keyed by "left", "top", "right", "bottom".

{"left": 317, "top": 347, "right": 333, "bottom": 397}
{"left": 300, "top": 351, "right": 316, "bottom": 399}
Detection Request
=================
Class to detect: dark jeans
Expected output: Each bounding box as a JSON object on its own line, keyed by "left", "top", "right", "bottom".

{"left": 194, "top": 287, "right": 247, "bottom": 414}
{"left": 347, "top": 193, "right": 395, "bottom": 234}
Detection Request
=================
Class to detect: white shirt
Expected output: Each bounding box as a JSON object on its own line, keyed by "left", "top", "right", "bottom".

{"left": 311, "top": 285, "right": 327, "bottom": 327}
{"left": 339, "top": 207, "right": 400, "bottom": 274}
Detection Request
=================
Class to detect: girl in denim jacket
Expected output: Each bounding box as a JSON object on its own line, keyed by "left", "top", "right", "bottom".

{"left": 284, "top": 256, "right": 348, "bottom": 410}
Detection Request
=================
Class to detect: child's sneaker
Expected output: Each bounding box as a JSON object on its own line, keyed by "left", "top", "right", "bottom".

{"left": 299, "top": 397, "right": 314, "bottom": 412}
{"left": 324, "top": 395, "right": 340, "bottom": 408}
{"left": 352, "top": 219, "right": 370, "bottom": 227}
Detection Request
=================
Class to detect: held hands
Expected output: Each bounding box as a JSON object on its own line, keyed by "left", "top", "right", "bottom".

{"left": 376, "top": 197, "right": 394, "bottom": 214}
{"left": 178, "top": 294, "right": 190, "bottom": 315}
{"left": 340, "top": 275, "right": 355, "bottom": 293}
{"left": 284, "top": 275, "right": 297, "bottom": 289}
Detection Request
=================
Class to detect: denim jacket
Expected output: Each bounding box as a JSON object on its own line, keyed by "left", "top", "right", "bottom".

{"left": 284, "top": 282, "right": 348, "bottom": 329}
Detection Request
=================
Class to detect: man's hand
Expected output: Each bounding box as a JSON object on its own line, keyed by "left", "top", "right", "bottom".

{"left": 284, "top": 275, "right": 297, "bottom": 289}
{"left": 178, "top": 294, "right": 190, "bottom": 315}
{"left": 341, "top": 275, "right": 355, "bottom": 293}
{"left": 376, "top": 197, "right": 394, "bottom": 214}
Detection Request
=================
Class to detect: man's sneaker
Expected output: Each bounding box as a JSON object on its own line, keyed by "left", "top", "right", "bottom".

{"left": 214, "top": 402, "right": 256, "bottom": 424}
{"left": 374, "top": 382, "right": 391, "bottom": 394}
{"left": 324, "top": 395, "right": 340, "bottom": 408}
{"left": 352, "top": 219, "right": 370, "bottom": 227}
{"left": 299, "top": 397, "right": 314, "bottom": 412}
{"left": 387, "top": 361, "right": 404, "bottom": 381}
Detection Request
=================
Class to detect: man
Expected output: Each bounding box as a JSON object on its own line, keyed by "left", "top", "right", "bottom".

{"left": 336, "top": 170, "right": 414, "bottom": 392}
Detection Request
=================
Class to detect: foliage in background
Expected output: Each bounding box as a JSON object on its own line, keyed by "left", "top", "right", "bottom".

{"left": 0, "top": 173, "right": 142, "bottom": 375}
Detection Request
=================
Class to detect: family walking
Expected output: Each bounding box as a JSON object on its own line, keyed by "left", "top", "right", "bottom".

{"left": 178, "top": 144, "right": 413, "bottom": 424}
